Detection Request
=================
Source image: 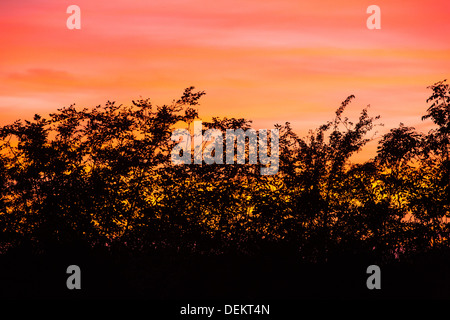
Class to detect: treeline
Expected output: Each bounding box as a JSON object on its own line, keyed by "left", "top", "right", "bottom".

{"left": 0, "top": 81, "right": 449, "bottom": 264}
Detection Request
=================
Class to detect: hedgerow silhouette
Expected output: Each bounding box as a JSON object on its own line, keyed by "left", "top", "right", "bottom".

{"left": 0, "top": 81, "right": 449, "bottom": 298}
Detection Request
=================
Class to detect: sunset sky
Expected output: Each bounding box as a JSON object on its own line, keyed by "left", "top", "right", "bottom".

{"left": 1, "top": 0, "right": 449, "bottom": 161}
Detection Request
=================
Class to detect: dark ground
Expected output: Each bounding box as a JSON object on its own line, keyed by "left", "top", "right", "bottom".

{"left": 1, "top": 245, "right": 450, "bottom": 300}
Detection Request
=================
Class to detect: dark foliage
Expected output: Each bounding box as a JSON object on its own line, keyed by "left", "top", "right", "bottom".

{"left": 0, "top": 81, "right": 449, "bottom": 298}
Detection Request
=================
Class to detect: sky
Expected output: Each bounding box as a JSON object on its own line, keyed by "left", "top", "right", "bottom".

{"left": 0, "top": 0, "right": 449, "bottom": 161}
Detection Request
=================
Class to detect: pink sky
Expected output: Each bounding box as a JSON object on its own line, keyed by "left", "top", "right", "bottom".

{"left": 0, "top": 0, "right": 449, "bottom": 160}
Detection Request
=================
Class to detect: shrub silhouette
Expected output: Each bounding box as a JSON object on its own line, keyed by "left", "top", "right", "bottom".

{"left": 0, "top": 81, "right": 449, "bottom": 298}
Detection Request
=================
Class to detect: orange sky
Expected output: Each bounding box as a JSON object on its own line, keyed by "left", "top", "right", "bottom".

{"left": 1, "top": 0, "right": 449, "bottom": 161}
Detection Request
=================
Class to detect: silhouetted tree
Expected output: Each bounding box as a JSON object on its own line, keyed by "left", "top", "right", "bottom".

{"left": 0, "top": 81, "right": 448, "bottom": 267}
